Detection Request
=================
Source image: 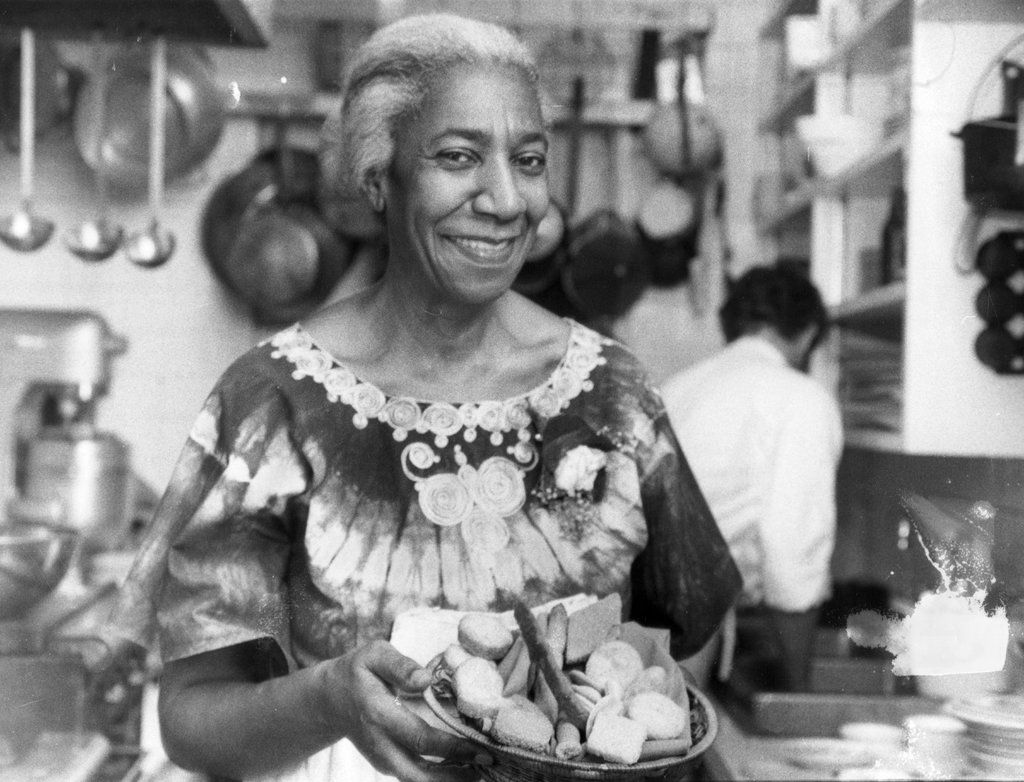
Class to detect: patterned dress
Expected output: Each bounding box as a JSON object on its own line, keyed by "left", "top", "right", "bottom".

{"left": 113, "top": 320, "right": 740, "bottom": 670}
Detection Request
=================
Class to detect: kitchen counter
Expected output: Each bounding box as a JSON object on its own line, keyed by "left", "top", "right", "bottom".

{"left": 703, "top": 694, "right": 842, "bottom": 781}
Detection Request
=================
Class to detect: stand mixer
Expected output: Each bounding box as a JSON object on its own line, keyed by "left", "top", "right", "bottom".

{"left": 0, "top": 309, "right": 133, "bottom": 558}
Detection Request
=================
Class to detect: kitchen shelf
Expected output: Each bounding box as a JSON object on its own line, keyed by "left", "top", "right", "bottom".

{"left": 758, "top": 0, "right": 912, "bottom": 133}
{"left": 275, "top": 0, "right": 715, "bottom": 33}
{"left": 813, "top": 0, "right": 912, "bottom": 74}
{"left": 759, "top": 0, "right": 819, "bottom": 39}
{"left": 759, "top": 129, "right": 907, "bottom": 232}
{"left": 831, "top": 281, "right": 906, "bottom": 324}
{"left": 843, "top": 428, "right": 904, "bottom": 452}
{"left": 758, "top": 74, "right": 815, "bottom": 134}
{"left": 230, "top": 91, "right": 656, "bottom": 130}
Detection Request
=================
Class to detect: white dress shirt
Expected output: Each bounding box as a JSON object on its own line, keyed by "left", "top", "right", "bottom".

{"left": 661, "top": 336, "right": 843, "bottom": 612}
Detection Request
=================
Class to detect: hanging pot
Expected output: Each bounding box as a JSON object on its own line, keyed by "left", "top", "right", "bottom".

{"left": 513, "top": 200, "right": 567, "bottom": 297}
{"left": 635, "top": 177, "right": 703, "bottom": 286}
{"left": 73, "top": 43, "right": 225, "bottom": 192}
{"left": 202, "top": 143, "right": 354, "bottom": 325}
{"left": 559, "top": 77, "right": 649, "bottom": 321}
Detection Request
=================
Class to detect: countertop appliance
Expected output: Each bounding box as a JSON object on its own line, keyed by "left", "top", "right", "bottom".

{"left": 0, "top": 309, "right": 135, "bottom": 555}
{"left": 0, "top": 310, "right": 146, "bottom": 781}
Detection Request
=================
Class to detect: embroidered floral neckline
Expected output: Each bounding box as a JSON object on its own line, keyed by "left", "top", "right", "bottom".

{"left": 267, "top": 321, "right": 608, "bottom": 557}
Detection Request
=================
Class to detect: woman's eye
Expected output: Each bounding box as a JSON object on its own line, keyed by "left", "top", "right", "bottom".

{"left": 516, "top": 153, "right": 547, "bottom": 174}
{"left": 436, "top": 150, "right": 476, "bottom": 168}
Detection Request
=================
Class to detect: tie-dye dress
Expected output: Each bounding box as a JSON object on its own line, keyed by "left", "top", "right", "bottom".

{"left": 113, "top": 320, "right": 740, "bottom": 671}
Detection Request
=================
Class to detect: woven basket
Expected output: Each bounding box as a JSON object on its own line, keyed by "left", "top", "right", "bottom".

{"left": 423, "top": 684, "right": 717, "bottom": 782}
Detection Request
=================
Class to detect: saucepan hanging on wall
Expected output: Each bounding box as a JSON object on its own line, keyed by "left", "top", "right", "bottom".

{"left": 636, "top": 32, "right": 723, "bottom": 288}
{"left": 201, "top": 121, "right": 354, "bottom": 325}
{"left": 73, "top": 42, "right": 225, "bottom": 193}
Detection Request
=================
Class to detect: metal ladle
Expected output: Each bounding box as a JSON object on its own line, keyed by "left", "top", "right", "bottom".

{"left": 64, "top": 33, "right": 122, "bottom": 262}
{"left": 124, "top": 35, "right": 175, "bottom": 267}
{"left": 0, "top": 29, "right": 55, "bottom": 253}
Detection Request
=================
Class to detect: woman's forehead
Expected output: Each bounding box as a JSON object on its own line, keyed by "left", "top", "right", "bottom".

{"left": 415, "top": 63, "right": 545, "bottom": 138}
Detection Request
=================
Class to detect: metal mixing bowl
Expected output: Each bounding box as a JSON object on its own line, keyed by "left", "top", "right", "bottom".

{"left": 0, "top": 523, "right": 78, "bottom": 621}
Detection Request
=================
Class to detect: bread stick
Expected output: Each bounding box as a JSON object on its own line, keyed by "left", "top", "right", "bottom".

{"left": 512, "top": 601, "right": 590, "bottom": 731}
{"left": 554, "top": 718, "right": 584, "bottom": 760}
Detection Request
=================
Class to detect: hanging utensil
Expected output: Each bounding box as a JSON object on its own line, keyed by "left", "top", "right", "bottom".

{"left": 64, "top": 32, "right": 122, "bottom": 262}
{"left": 0, "top": 29, "right": 54, "bottom": 253}
{"left": 124, "top": 36, "right": 175, "bottom": 268}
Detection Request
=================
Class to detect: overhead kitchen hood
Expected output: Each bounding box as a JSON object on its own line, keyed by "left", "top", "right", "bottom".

{"left": 0, "top": 0, "right": 274, "bottom": 47}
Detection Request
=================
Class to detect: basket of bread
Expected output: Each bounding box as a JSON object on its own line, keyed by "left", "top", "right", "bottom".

{"left": 423, "top": 594, "right": 717, "bottom": 782}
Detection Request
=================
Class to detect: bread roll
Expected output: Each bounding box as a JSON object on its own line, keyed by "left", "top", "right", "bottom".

{"left": 624, "top": 691, "right": 688, "bottom": 741}
{"left": 490, "top": 695, "right": 555, "bottom": 753}
{"left": 585, "top": 640, "right": 644, "bottom": 692}
{"left": 458, "top": 613, "right": 515, "bottom": 660}
{"left": 585, "top": 711, "right": 646, "bottom": 764}
{"left": 454, "top": 656, "right": 505, "bottom": 719}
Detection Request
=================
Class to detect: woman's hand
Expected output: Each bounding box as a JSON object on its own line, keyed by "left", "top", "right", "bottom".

{"left": 324, "top": 639, "right": 488, "bottom": 782}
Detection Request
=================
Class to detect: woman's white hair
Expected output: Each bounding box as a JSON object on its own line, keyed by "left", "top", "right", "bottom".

{"left": 321, "top": 13, "right": 541, "bottom": 205}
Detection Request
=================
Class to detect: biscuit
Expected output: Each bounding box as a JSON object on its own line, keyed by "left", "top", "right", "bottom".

{"left": 490, "top": 695, "right": 555, "bottom": 754}
{"left": 623, "top": 665, "right": 669, "bottom": 699}
{"left": 585, "top": 711, "right": 646, "bottom": 764}
{"left": 624, "top": 691, "right": 689, "bottom": 741}
{"left": 454, "top": 656, "right": 505, "bottom": 720}
{"left": 458, "top": 613, "right": 515, "bottom": 660}
{"left": 584, "top": 640, "right": 644, "bottom": 692}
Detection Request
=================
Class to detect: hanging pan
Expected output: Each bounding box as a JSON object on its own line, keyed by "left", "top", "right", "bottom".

{"left": 201, "top": 123, "right": 354, "bottom": 325}
{"left": 73, "top": 43, "right": 225, "bottom": 193}
{"left": 560, "top": 76, "right": 649, "bottom": 324}
{"left": 636, "top": 33, "right": 722, "bottom": 287}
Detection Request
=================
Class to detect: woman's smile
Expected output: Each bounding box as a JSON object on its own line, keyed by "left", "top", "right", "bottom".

{"left": 441, "top": 233, "right": 521, "bottom": 265}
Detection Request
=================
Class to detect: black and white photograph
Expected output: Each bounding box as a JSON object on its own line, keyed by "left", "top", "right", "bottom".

{"left": 0, "top": 1, "right": 1022, "bottom": 780}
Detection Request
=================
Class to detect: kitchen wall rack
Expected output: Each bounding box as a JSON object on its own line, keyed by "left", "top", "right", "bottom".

{"left": 757, "top": 0, "right": 1024, "bottom": 457}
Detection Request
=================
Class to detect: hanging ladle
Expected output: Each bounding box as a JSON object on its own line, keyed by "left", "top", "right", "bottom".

{"left": 124, "top": 35, "right": 175, "bottom": 267}
{"left": 0, "top": 29, "right": 55, "bottom": 253}
{"left": 64, "top": 32, "right": 123, "bottom": 261}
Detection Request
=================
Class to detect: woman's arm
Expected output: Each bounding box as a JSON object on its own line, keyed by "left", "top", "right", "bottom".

{"left": 159, "top": 639, "right": 485, "bottom": 782}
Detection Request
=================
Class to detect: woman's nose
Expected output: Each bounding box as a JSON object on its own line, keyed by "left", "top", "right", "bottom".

{"left": 473, "top": 159, "right": 527, "bottom": 220}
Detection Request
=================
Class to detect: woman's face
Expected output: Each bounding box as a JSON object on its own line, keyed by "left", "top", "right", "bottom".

{"left": 381, "top": 63, "right": 549, "bottom": 306}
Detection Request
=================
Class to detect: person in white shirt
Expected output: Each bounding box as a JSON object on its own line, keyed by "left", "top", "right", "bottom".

{"left": 661, "top": 264, "right": 843, "bottom": 690}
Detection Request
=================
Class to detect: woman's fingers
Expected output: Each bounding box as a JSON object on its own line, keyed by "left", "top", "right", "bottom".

{"left": 361, "top": 640, "right": 433, "bottom": 694}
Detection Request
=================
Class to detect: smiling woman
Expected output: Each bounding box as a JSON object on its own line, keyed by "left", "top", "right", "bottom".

{"left": 108, "top": 13, "right": 741, "bottom": 782}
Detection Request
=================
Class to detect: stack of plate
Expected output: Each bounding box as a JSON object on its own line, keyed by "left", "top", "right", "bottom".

{"left": 947, "top": 694, "right": 1024, "bottom": 779}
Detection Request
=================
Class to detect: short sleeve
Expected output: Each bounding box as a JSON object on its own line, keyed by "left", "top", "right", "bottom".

{"left": 107, "top": 364, "right": 311, "bottom": 664}
{"left": 629, "top": 399, "right": 743, "bottom": 657}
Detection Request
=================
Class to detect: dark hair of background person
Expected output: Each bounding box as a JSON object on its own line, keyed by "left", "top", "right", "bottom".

{"left": 719, "top": 264, "right": 830, "bottom": 346}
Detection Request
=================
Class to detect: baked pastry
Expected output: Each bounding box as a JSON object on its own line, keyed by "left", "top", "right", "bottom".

{"left": 490, "top": 694, "right": 555, "bottom": 753}
{"left": 624, "top": 691, "right": 688, "bottom": 741}
{"left": 443, "top": 643, "right": 472, "bottom": 671}
{"left": 453, "top": 656, "right": 505, "bottom": 720}
{"left": 584, "top": 640, "right": 644, "bottom": 692}
{"left": 585, "top": 710, "right": 646, "bottom": 764}
{"left": 458, "top": 612, "right": 515, "bottom": 660}
{"left": 623, "top": 665, "right": 669, "bottom": 699}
